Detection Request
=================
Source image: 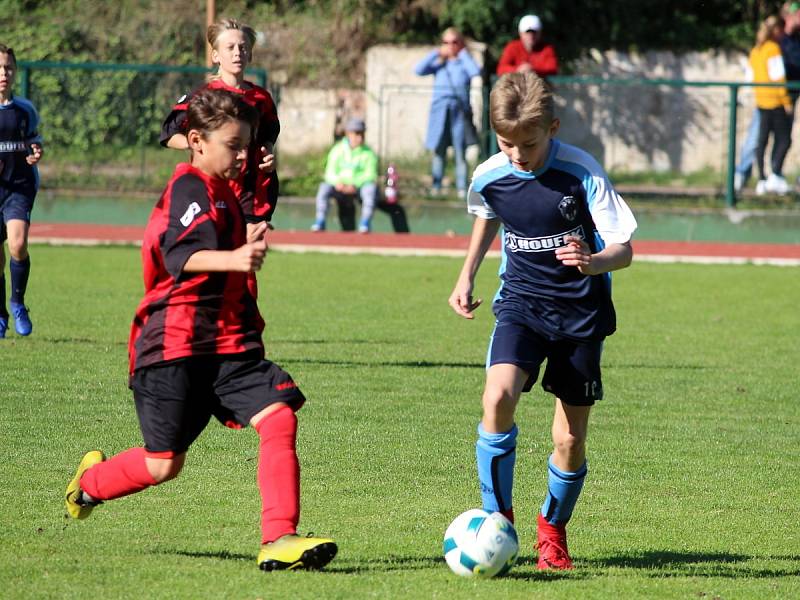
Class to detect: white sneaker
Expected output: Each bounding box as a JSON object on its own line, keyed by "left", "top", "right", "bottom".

{"left": 733, "top": 172, "right": 745, "bottom": 192}
{"left": 310, "top": 221, "right": 325, "bottom": 232}
{"left": 755, "top": 179, "right": 768, "bottom": 196}
{"left": 766, "top": 173, "right": 790, "bottom": 195}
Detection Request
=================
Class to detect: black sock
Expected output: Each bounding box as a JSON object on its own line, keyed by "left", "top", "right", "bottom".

{"left": 9, "top": 256, "right": 30, "bottom": 305}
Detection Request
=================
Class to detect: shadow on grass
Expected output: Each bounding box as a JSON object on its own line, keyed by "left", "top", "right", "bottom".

{"left": 171, "top": 549, "right": 252, "bottom": 562}
{"left": 325, "top": 554, "right": 445, "bottom": 574}
{"left": 585, "top": 550, "right": 800, "bottom": 578}
{"left": 163, "top": 549, "right": 444, "bottom": 573}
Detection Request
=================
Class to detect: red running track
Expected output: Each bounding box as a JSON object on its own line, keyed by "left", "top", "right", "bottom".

{"left": 28, "top": 222, "right": 800, "bottom": 265}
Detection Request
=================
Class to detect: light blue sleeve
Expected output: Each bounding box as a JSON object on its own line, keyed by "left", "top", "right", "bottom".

{"left": 415, "top": 50, "right": 443, "bottom": 76}
{"left": 457, "top": 48, "right": 481, "bottom": 79}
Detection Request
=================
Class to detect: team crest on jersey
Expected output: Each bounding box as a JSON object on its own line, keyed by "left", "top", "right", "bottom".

{"left": 180, "top": 201, "right": 202, "bottom": 226}
{"left": 505, "top": 226, "right": 584, "bottom": 253}
{"left": 558, "top": 196, "right": 578, "bottom": 221}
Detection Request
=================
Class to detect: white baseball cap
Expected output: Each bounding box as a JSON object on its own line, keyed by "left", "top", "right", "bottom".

{"left": 518, "top": 14, "right": 542, "bottom": 33}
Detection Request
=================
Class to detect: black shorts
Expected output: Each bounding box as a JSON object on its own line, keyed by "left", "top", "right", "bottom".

{"left": 487, "top": 319, "right": 604, "bottom": 406}
{"left": 130, "top": 353, "right": 305, "bottom": 454}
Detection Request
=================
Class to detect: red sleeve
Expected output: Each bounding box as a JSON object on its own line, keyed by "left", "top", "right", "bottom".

{"left": 496, "top": 41, "right": 521, "bottom": 75}
{"left": 532, "top": 45, "right": 559, "bottom": 77}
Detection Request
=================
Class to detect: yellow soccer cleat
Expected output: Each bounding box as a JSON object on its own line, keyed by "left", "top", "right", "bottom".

{"left": 257, "top": 534, "right": 338, "bottom": 571}
{"left": 65, "top": 450, "right": 105, "bottom": 520}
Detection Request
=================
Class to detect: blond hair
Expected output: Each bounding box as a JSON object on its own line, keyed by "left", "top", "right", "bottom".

{"left": 756, "top": 15, "right": 784, "bottom": 46}
{"left": 207, "top": 18, "right": 257, "bottom": 51}
{"left": 490, "top": 72, "right": 554, "bottom": 136}
{"left": 441, "top": 26, "right": 464, "bottom": 44}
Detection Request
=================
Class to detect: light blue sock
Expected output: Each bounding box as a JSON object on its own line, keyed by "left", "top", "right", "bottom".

{"left": 476, "top": 423, "right": 517, "bottom": 514}
{"left": 541, "top": 454, "right": 587, "bottom": 525}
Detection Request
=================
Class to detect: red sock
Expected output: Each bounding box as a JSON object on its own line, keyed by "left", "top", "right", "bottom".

{"left": 80, "top": 447, "right": 158, "bottom": 501}
{"left": 255, "top": 406, "right": 300, "bottom": 544}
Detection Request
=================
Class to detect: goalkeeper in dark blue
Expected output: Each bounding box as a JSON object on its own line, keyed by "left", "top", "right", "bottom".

{"left": 448, "top": 72, "right": 637, "bottom": 570}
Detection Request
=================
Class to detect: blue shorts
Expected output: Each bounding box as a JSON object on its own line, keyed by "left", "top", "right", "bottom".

{"left": 487, "top": 319, "right": 604, "bottom": 406}
{"left": 0, "top": 190, "right": 35, "bottom": 242}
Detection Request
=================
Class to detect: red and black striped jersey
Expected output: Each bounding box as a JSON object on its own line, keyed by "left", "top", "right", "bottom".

{"left": 160, "top": 79, "right": 280, "bottom": 222}
{"left": 128, "top": 162, "right": 265, "bottom": 374}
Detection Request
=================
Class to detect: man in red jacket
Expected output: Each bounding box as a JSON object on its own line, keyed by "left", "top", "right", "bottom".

{"left": 496, "top": 14, "right": 559, "bottom": 78}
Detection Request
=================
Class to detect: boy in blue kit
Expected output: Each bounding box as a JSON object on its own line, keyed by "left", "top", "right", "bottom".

{"left": 448, "top": 72, "right": 637, "bottom": 570}
{"left": 0, "top": 45, "right": 43, "bottom": 338}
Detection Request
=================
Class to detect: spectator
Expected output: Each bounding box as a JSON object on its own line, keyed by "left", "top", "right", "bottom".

{"left": 750, "top": 15, "right": 793, "bottom": 195}
{"left": 415, "top": 27, "right": 481, "bottom": 196}
{"left": 780, "top": 1, "right": 800, "bottom": 106}
{"left": 496, "top": 15, "right": 559, "bottom": 77}
{"left": 738, "top": 3, "right": 800, "bottom": 192}
{"left": 311, "top": 118, "right": 409, "bottom": 233}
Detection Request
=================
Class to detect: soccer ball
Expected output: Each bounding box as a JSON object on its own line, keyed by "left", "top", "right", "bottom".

{"left": 443, "top": 509, "right": 519, "bottom": 578}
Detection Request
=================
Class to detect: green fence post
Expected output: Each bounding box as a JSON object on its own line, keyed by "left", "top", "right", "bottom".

{"left": 19, "top": 66, "right": 30, "bottom": 99}
{"left": 726, "top": 84, "right": 738, "bottom": 208}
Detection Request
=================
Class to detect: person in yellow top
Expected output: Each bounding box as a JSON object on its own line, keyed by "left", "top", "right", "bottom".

{"left": 749, "top": 15, "right": 794, "bottom": 195}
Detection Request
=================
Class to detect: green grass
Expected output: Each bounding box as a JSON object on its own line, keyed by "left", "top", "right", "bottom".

{"left": 1, "top": 247, "right": 798, "bottom": 598}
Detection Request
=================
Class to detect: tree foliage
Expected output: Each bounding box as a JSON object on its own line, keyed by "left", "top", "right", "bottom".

{"left": 0, "top": 0, "right": 790, "bottom": 153}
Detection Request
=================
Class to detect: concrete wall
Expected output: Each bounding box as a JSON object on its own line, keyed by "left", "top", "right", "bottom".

{"left": 277, "top": 46, "right": 787, "bottom": 175}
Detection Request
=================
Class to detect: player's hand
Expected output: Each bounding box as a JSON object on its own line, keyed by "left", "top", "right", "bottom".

{"left": 449, "top": 280, "right": 483, "bottom": 319}
{"left": 26, "top": 144, "right": 43, "bottom": 165}
{"left": 230, "top": 238, "right": 268, "bottom": 272}
{"left": 516, "top": 63, "right": 533, "bottom": 73}
{"left": 246, "top": 221, "right": 269, "bottom": 244}
{"left": 258, "top": 145, "right": 275, "bottom": 173}
{"left": 555, "top": 235, "right": 594, "bottom": 274}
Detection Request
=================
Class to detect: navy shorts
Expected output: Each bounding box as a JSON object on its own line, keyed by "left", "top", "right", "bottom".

{"left": 130, "top": 352, "right": 306, "bottom": 454}
{"left": 487, "top": 319, "right": 604, "bottom": 406}
{"left": 0, "top": 190, "right": 35, "bottom": 242}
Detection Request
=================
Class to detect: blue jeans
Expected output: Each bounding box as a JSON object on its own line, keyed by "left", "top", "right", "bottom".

{"left": 736, "top": 110, "right": 760, "bottom": 180}
{"left": 432, "top": 141, "right": 467, "bottom": 193}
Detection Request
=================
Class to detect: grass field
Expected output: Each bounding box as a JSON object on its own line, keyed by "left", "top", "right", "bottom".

{"left": 1, "top": 246, "right": 798, "bottom": 599}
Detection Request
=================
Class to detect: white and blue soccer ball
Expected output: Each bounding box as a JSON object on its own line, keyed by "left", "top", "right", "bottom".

{"left": 443, "top": 508, "right": 519, "bottom": 578}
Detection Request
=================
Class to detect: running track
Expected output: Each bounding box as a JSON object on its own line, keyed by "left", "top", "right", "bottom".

{"left": 29, "top": 222, "right": 800, "bottom": 266}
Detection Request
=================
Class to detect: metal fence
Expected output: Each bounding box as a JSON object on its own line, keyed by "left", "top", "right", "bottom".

{"left": 17, "top": 60, "right": 268, "bottom": 180}
{"left": 376, "top": 75, "right": 800, "bottom": 207}
{"left": 17, "top": 60, "right": 800, "bottom": 207}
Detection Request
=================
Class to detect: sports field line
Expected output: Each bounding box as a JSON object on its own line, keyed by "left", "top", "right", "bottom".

{"left": 29, "top": 223, "right": 800, "bottom": 266}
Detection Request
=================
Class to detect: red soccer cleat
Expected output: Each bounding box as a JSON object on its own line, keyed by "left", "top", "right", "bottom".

{"left": 536, "top": 513, "right": 574, "bottom": 570}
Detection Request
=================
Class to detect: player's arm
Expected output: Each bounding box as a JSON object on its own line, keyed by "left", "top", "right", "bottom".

{"left": 166, "top": 134, "right": 189, "bottom": 150}
{"left": 183, "top": 222, "right": 269, "bottom": 273}
{"left": 449, "top": 216, "right": 501, "bottom": 319}
{"left": 183, "top": 239, "right": 267, "bottom": 273}
{"left": 555, "top": 238, "right": 632, "bottom": 276}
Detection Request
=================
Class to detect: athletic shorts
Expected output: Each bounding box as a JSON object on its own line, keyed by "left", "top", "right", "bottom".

{"left": 0, "top": 190, "right": 35, "bottom": 242}
{"left": 487, "top": 319, "right": 604, "bottom": 406}
{"left": 130, "top": 352, "right": 306, "bottom": 454}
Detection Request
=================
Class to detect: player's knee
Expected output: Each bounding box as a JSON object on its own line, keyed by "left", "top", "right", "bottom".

{"left": 482, "top": 384, "right": 518, "bottom": 417}
{"left": 553, "top": 429, "right": 586, "bottom": 457}
{"left": 146, "top": 454, "right": 186, "bottom": 483}
{"left": 7, "top": 238, "right": 28, "bottom": 260}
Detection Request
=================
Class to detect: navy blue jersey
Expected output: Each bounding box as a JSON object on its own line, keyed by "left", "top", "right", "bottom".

{"left": 0, "top": 96, "right": 41, "bottom": 192}
{"left": 468, "top": 140, "right": 637, "bottom": 341}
